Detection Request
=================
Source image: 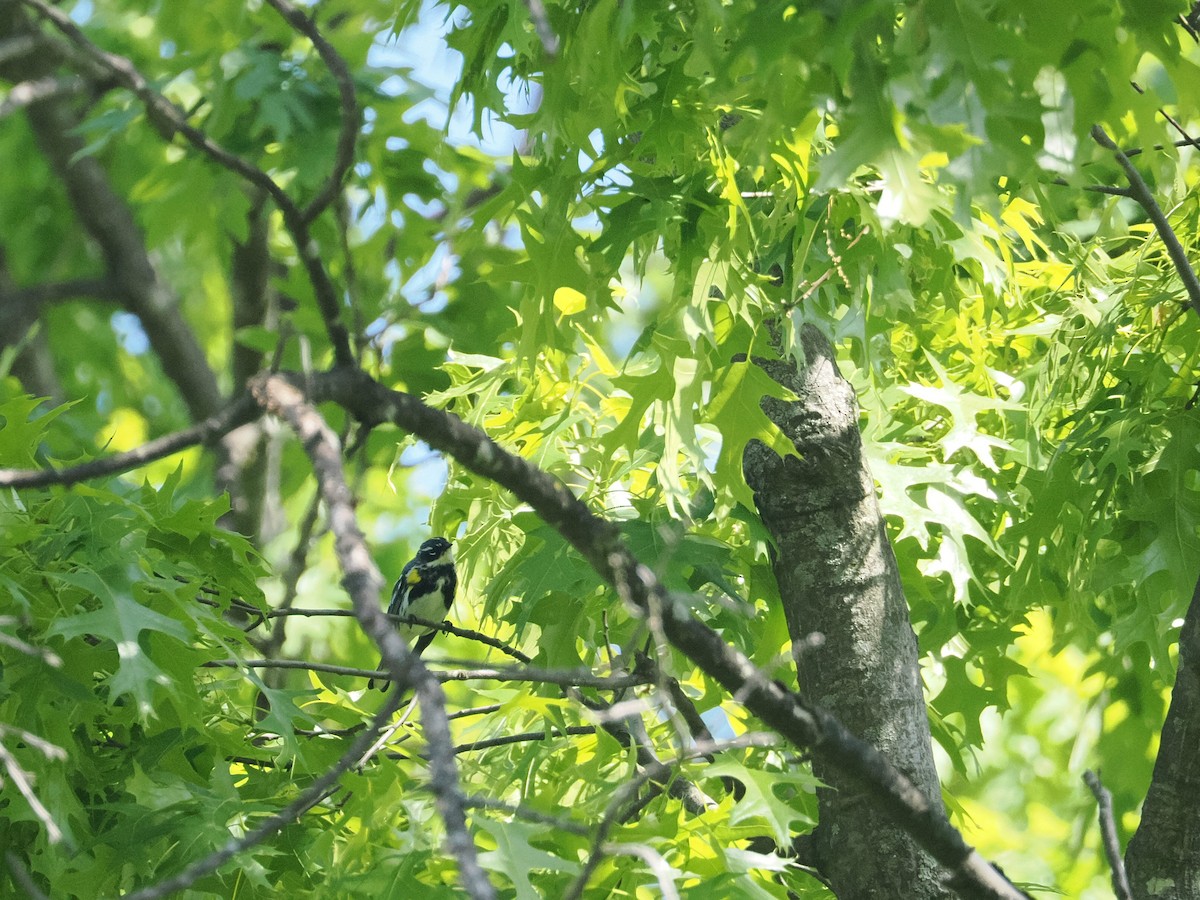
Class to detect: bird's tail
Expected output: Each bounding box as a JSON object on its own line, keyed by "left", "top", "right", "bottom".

{"left": 368, "top": 656, "right": 388, "bottom": 691}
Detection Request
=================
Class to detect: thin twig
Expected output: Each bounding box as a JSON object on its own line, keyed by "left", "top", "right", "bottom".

{"left": 464, "top": 795, "right": 590, "bottom": 835}
{"left": 453, "top": 726, "right": 597, "bottom": 754}
{"left": 1083, "top": 770, "right": 1133, "bottom": 900}
{"left": 262, "top": 608, "right": 532, "bottom": 663}
{"left": 259, "top": 490, "right": 323, "bottom": 658}
{"left": 0, "top": 740, "right": 64, "bottom": 844}
{"left": 1090, "top": 125, "right": 1200, "bottom": 317}
{"left": 1050, "top": 177, "right": 1131, "bottom": 197}
{"left": 204, "top": 657, "right": 652, "bottom": 690}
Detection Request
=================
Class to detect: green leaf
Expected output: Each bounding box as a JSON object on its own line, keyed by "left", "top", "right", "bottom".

{"left": 475, "top": 818, "right": 578, "bottom": 899}
{"left": 47, "top": 568, "right": 189, "bottom": 716}
{"left": 706, "top": 362, "right": 799, "bottom": 508}
{"left": 705, "top": 759, "right": 819, "bottom": 846}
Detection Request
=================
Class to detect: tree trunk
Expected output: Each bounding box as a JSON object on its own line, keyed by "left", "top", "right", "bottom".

{"left": 743, "top": 324, "right": 950, "bottom": 898}
{"left": 1125, "top": 572, "right": 1200, "bottom": 899}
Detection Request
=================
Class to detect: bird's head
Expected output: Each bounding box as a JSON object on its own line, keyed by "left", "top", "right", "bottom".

{"left": 416, "top": 537, "right": 453, "bottom": 564}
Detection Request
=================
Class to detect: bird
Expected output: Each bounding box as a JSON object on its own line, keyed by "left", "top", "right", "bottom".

{"left": 369, "top": 537, "right": 457, "bottom": 690}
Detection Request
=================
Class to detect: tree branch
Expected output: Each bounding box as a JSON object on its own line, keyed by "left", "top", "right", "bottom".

{"left": 4, "top": 276, "right": 121, "bottom": 306}
{"left": 17, "top": 93, "right": 223, "bottom": 420}
{"left": 464, "top": 795, "right": 590, "bottom": 835}
{"left": 256, "top": 490, "right": 322, "bottom": 660}
{"left": 0, "top": 736, "right": 64, "bottom": 845}
{"left": 1083, "top": 770, "right": 1132, "bottom": 900}
{"left": 260, "top": 608, "right": 533, "bottom": 664}
{"left": 452, "top": 725, "right": 597, "bottom": 754}
{"left": 0, "top": 360, "right": 1030, "bottom": 897}
{"left": 0, "top": 73, "right": 82, "bottom": 117}
{"left": 1090, "top": 124, "right": 1200, "bottom": 317}
{"left": 564, "top": 734, "right": 779, "bottom": 900}
{"left": 205, "top": 657, "right": 653, "bottom": 691}
{"left": 248, "top": 373, "right": 494, "bottom": 900}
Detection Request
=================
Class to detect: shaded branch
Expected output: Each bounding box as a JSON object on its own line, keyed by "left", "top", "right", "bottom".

{"left": 1090, "top": 125, "right": 1200, "bottom": 317}
{"left": 4, "top": 851, "right": 48, "bottom": 900}
{"left": 205, "top": 657, "right": 652, "bottom": 691}
{"left": 453, "top": 725, "right": 597, "bottom": 754}
{"left": 4, "top": 276, "right": 121, "bottom": 306}
{"left": 19, "top": 97, "right": 223, "bottom": 420}
{"left": 0, "top": 73, "right": 82, "bottom": 117}
{"left": 464, "top": 795, "right": 590, "bottom": 836}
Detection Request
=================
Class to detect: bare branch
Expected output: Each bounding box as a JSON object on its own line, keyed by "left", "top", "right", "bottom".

{"left": 1084, "top": 770, "right": 1132, "bottom": 900}
{"left": 0, "top": 393, "right": 258, "bottom": 489}
{"left": 249, "top": 373, "right": 494, "bottom": 900}
{"left": 205, "top": 657, "right": 652, "bottom": 691}
{"left": 4, "top": 276, "right": 121, "bottom": 306}
{"left": 262, "top": 608, "right": 532, "bottom": 664}
{"left": 453, "top": 725, "right": 597, "bottom": 754}
{"left": 1090, "top": 125, "right": 1200, "bottom": 318}
{"left": 0, "top": 738, "right": 64, "bottom": 844}
{"left": 264, "top": 0, "right": 358, "bottom": 224}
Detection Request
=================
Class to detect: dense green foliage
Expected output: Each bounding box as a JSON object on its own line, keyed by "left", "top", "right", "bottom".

{"left": 3, "top": 0, "right": 1200, "bottom": 896}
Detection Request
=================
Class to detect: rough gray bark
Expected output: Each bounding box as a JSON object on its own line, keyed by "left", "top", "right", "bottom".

{"left": 1125, "top": 571, "right": 1200, "bottom": 899}
{"left": 743, "top": 324, "right": 950, "bottom": 898}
